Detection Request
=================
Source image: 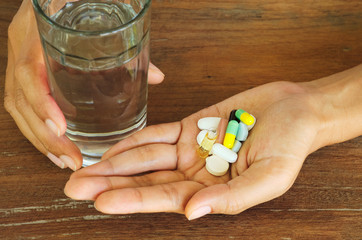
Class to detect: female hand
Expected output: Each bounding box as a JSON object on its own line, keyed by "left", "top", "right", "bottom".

{"left": 4, "top": 0, "right": 165, "bottom": 170}
{"left": 64, "top": 80, "right": 328, "bottom": 219}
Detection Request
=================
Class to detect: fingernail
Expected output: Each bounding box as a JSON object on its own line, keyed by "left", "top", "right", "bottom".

{"left": 47, "top": 152, "right": 66, "bottom": 169}
{"left": 94, "top": 202, "right": 99, "bottom": 211}
{"left": 149, "top": 63, "right": 164, "bottom": 74}
{"left": 45, "top": 119, "right": 60, "bottom": 137}
{"left": 188, "top": 206, "right": 211, "bottom": 221}
{"left": 149, "top": 63, "right": 165, "bottom": 77}
{"left": 60, "top": 155, "right": 77, "bottom": 171}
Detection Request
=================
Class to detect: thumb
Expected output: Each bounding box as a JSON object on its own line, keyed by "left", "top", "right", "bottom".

{"left": 148, "top": 62, "right": 165, "bottom": 84}
{"left": 185, "top": 158, "right": 301, "bottom": 220}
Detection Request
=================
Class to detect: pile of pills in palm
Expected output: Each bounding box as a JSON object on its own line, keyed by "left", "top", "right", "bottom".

{"left": 196, "top": 109, "right": 256, "bottom": 176}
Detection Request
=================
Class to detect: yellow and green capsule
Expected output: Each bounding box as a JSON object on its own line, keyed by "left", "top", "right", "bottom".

{"left": 223, "top": 120, "right": 239, "bottom": 149}
{"left": 235, "top": 109, "right": 255, "bottom": 126}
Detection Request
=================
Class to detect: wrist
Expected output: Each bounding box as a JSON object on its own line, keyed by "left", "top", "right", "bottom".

{"left": 302, "top": 64, "right": 362, "bottom": 149}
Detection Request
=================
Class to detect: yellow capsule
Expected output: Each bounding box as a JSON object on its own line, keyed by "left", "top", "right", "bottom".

{"left": 235, "top": 109, "right": 254, "bottom": 126}
{"left": 197, "top": 130, "right": 217, "bottom": 158}
{"left": 223, "top": 120, "right": 239, "bottom": 149}
{"left": 223, "top": 133, "right": 236, "bottom": 149}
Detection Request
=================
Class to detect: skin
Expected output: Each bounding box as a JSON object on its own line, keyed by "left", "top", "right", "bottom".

{"left": 64, "top": 65, "right": 362, "bottom": 220}
{"left": 4, "top": 0, "right": 165, "bottom": 170}
{"left": 5, "top": 0, "right": 362, "bottom": 221}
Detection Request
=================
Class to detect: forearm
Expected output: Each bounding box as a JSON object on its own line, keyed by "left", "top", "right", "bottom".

{"left": 303, "top": 64, "right": 362, "bottom": 149}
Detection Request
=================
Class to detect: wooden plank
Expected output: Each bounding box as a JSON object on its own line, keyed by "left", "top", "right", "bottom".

{"left": 0, "top": 0, "right": 361, "bottom": 239}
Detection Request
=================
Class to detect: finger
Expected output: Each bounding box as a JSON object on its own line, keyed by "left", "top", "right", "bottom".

{"left": 4, "top": 40, "right": 16, "bottom": 113}
{"left": 8, "top": 8, "right": 65, "bottom": 136}
{"left": 7, "top": 0, "right": 34, "bottom": 55}
{"left": 5, "top": 45, "right": 67, "bottom": 169}
{"left": 74, "top": 143, "right": 178, "bottom": 178}
{"left": 13, "top": 83, "right": 82, "bottom": 170}
{"left": 15, "top": 34, "right": 67, "bottom": 136}
{"left": 102, "top": 122, "right": 181, "bottom": 160}
{"left": 65, "top": 170, "right": 184, "bottom": 200}
{"left": 94, "top": 181, "right": 204, "bottom": 214}
{"left": 7, "top": 94, "right": 66, "bottom": 169}
{"left": 6, "top": 105, "right": 68, "bottom": 169}
{"left": 148, "top": 62, "right": 164, "bottom": 84}
{"left": 185, "top": 156, "right": 302, "bottom": 220}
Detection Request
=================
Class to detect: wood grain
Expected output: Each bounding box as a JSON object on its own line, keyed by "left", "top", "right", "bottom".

{"left": 0, "top": 0, "right": 361, "bottom": 239}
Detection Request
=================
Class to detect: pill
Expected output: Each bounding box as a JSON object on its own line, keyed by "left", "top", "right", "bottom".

{"left": 211, "top": 143, "right": 238, "bottom": 163}
{"left": 196, "top": 130, "right": 208, "bottom": 146}
{"left": 206, "top": 155, "right": 229, "bottom": 176}
{"left": 228, "top": 110, "right": 239, "bottom": 122}
{"left": 235, "top": 109, "right": 254, "bottom": 126}
{"left": 247, "top": 114, "right": 256, "bottom": 131}
{"left": 231, "top": 140, "right": 242, "bottom": 153}
{"left": 197, "top": 117, "right": 221, "bottom": 131}
{"left": 223, "top": 120, "right": 239, "bottom": 149}
{"left": 197, "top": 130, "right": 217, "bottom": 158}
{"left": 236, "top": 122, "right": 249, "bottom": 141}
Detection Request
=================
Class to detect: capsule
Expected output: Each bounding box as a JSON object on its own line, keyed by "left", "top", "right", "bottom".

{"left": 228, "top": 110, "right": 239, "bottom": 122}
{"left": 247, "top": 114, "right": 256, "bottom": 131}
{"left": 197, "top": 130, "right": 217, "bottom": 158}
{"left": 231, "top": 140, "right": 242, "bottom": 153}
{"left": 236, "top": 122, "right": 249, "bottom": 141}
{"left": 235, "top": 109, "right": 254, "bottom": 126}
{"left": 223, "top": 120, "right": 239, "bottom": 149}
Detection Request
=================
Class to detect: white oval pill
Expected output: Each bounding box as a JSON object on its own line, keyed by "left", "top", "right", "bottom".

{"left": 197, "top": 130, "right": 208, "bottom": 146}
{"left": 231, "top": 140, "right": 242, "bottom": 153}
{"left": 206, "top": 155, "right": 229, "bottom": 176}
{"left": 236, "top": 122, "right": 248, "bottom": 141}
{"left": 197, "top": 117, "right": 221, "bottom": 131}
{"left": 211, "top": 143, "right": 238, "bottom": 163}
{"left": 247, "top": 114, "right": 256, "bottom": 131}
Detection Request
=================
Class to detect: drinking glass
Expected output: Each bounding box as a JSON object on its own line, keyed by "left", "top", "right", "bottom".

{"left": 32, "top": 0, "right": 151, "bottom": 166}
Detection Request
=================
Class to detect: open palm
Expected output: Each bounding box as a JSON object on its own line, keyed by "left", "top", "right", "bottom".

{"left": 65, "top": 81, "right": 322, "bottom": 219}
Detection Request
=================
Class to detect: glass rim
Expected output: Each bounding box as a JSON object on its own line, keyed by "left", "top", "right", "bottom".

{"left": 32, "top": 0, "right": 151, "bottom": 36}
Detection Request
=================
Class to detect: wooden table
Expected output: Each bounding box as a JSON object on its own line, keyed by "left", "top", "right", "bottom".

{"left": 0, "top": 0, "right": 361, "bottom": 239}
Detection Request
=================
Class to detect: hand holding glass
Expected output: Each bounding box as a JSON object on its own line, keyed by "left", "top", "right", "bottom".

{"left": 32, "top": 0, "right": 151, "bottom": 166}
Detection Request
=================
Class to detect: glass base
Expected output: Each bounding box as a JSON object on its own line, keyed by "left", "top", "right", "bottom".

{"left": 66, "top": 114, "right": 147, "bottom": 167}
{"left": 82, "top": 155, "right": 105, "bottom": 167}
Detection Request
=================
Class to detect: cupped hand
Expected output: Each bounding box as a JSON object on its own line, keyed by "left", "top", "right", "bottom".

{"left": 64, "top": 81, "right": 324, "bottom": 219}
{"left": 4, "top": 0, "right": 165, "bottom": 170}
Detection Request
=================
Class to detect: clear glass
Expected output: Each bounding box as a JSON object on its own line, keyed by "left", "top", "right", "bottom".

{"left": 32, "top": 0, "right": 151, "bottom": 166}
